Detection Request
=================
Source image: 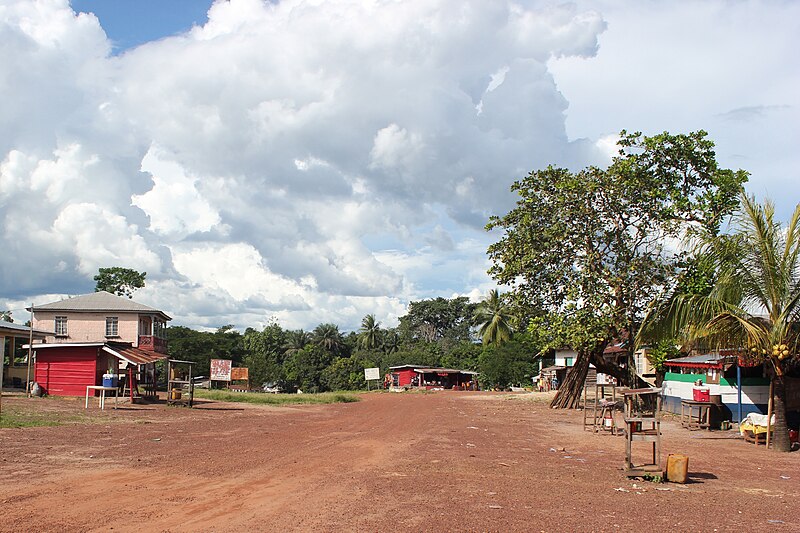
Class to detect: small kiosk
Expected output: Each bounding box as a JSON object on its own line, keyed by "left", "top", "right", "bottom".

{"left": 166, "top": 359, "right": 196, "bottom": 407}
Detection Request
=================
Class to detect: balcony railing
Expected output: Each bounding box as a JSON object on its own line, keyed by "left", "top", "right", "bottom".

{"left": 138, "top": 335, "right": 168, "bottom": 354}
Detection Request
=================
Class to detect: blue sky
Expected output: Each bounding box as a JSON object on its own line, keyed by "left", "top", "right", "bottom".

{"left": 1, "top": 0, "right": 797, "bottom": 332}
{"left": 72, "top": 0, "right": 211, "bottom": 52}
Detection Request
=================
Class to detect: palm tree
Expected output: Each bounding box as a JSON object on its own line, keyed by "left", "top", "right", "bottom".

{"left": 1, "top": 310, "right": 12, "bottom": 323}
{"left": 358, "top": 314, "right": 381, "bottom": 350}
{"left": 312, "top": 323, "right": 345, "bottom": 356}
{"left": 644, "top": 193, "right": 800, "bottom": 452}
{"left": 474, "top": 289, "right": 514, "bottom": 347}
{"left": 284, "top": 329, "right": 311, "bottom": 355}
{"left": 381, "top": 328, "right": 401, "bottom": 354}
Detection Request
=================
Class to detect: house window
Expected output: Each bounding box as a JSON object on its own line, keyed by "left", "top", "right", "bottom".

{"left": 55, "top": 316, "right": 68, "bottom": 336}
{"left": 105, "top": 317, "right": 119, "bottom": 337}
{"left": 565, "top": 357, "right": 574, "bottom": 367}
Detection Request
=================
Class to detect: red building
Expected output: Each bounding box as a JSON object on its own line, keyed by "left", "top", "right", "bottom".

{"left": 388, "top": 365, "right": 478, "bottom": 390}
{"left": 24, "top": 292, "right": 172, "bottom": 398}
{"left": 33, "top": 342, "right": 165, "bottom": 397}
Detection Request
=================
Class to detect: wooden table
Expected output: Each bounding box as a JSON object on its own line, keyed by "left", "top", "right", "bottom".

{"left": 85, "top": 385, "right": 118, "bottom": 410}
{"left": 622, "top": 388, "right": 662, "bottom": 476}
{"left": 680, "top": 399, "right": 712, "bottom": 430}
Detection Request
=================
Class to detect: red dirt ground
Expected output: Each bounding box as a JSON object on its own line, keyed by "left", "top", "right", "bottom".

{"left": 0, "top": 391, "right": 797, "bottom": 532}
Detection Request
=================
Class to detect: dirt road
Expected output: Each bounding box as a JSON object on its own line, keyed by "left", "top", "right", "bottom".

{"left": 1, "top": 392, "right": 797, "bottom": 532}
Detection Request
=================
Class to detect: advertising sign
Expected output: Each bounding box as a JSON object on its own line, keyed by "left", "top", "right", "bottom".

{"left": 230, "top": 367, "right": 249, "bottom": 381}
{"left": 210, "top": 359, "right": 232, "bottom": 381}
{"left": 364, "top": 367, "right": 380, "bottom": 381}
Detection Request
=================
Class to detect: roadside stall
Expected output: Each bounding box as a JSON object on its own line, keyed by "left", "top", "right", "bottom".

{"left": 167, "top": 359, "right": 196, "bottom": 407}
{"left": 388, "top": 365, "right": 478, "bottom": 390}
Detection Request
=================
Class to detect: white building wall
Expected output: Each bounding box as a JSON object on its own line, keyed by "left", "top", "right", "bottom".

{"left": 555, "top": 349, "right": 578, "bottom": 367}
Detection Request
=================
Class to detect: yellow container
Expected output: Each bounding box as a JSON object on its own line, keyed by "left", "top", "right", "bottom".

{"left": 666, "top": 454, "right": 689, "bottom": 483}
{"left": 170, "top": 390, "right": 182, "bottom": 400}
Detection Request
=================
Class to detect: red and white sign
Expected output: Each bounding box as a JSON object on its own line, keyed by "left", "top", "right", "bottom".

{"left": 210, "top": 359, "right": 232, "bottom": 381}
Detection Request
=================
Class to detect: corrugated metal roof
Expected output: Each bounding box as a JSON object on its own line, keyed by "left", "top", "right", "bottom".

{"left": 604, "top": 345, "right": 626, "bottom": 354}
{"left": 25, "top": 341, "right": 166, "bottom": 366}
{"left": 413, "top": 367, "right": 478, "bottom": 375}
{"left": 665, "top": 353, "right": 728, "bottom": 365}
{"left": 30, "top": 291, "right": 171, "bottom": 320}
{"left": 0, "top": 320, "right": 52, "bottom": 338}
{"left": 103, "top": 343, "right": 167, "bottom": 365}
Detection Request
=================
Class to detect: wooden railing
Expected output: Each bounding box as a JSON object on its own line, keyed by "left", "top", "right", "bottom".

{"left": 138, "top": 335, "right": 168, "bottom": 354}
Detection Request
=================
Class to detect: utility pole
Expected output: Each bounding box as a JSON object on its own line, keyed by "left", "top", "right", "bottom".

{"left": 25, "top": 304, "right": 33, "bottom": 397}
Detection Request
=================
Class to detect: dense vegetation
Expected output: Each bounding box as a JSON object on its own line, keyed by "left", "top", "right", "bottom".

{"left": 166, "top": 295, "right": 541, "bottom": 393}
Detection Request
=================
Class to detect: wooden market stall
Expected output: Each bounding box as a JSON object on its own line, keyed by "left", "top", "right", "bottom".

{"left": 623, "top": 388, "right": 662, "bottom": 477}
{"left": 387, "top": 365, "right": 478, "bottom": 390}
{"left": 166, "top": 359, "right": 196, "bottom": 407}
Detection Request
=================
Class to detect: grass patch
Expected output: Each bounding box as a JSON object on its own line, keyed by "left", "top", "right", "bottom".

{"left": 194, "top": 389, "right": 360, "bottom": 405}
{"left": 0, "top": 405, "right": 82, "bottom": 429}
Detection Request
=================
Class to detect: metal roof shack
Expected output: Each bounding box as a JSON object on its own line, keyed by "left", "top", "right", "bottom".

{"left": 387, "top": 365, "right": 477, "bottom": 390}
{"left": 1, "top": 320, "right": 53, "bottom": 389}
{"left": 28, "top": 342, "right": 165, "bottom": 398}
{"left": 0, "top": 320, "right": 52, "bottom": 338}
{"left": 664, "top": 353, "right": 735, "bottom": 371}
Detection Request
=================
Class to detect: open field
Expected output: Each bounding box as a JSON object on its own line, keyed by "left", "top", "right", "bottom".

{"left": 0, "top": 391, "right": 798, "bottom": 532}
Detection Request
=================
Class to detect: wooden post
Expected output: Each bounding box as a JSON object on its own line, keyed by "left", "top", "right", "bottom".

{"left": 188, "top": 362, "right": 194, "bottom": 407}
{"left": 766, "top": 379, "right": 774, "bottom": 448}
{"left": 25, "top": 304, "right": 33, "bottom": 397}
{"left": 0, "top": 333, "right": 5, "bottom": 417}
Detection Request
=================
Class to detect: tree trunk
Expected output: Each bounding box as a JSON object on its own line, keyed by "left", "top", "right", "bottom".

{"left": 550, "top": 344, "right": 651, "bottom": 410}
{"left": 550, "top": 349, "right": 591, "bottom": 409}
{"left": 589, "top": 352, "right": 649, "bottom": 389}
{"left": 771, "top": 375, "right": 791, "bottom": 452}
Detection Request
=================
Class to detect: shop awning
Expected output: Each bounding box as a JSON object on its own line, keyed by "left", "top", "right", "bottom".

{"left": 103, "top": 343, "right": 167, "bottom": 366}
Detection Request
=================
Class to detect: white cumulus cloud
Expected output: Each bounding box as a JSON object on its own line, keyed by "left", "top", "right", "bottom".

{"left": 5, "top": 0, "right": 792, "bottom": 331}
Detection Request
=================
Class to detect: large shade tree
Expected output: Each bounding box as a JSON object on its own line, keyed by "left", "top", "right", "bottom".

{"left": 399, "top": 297, "right": 476, "bottom": 345}
{"left": 486, "top": 130, "right": 747, "bottom": 408}
{"left": 642, "top": 194, "right": 800, "bottom": 452}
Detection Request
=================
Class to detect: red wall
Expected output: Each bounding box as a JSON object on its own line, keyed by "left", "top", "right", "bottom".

{"left": 392, "top": 369, "right": 416, "bottom": 386}
{"left": 35, "top": 347, "right": 101, "bottom": 396}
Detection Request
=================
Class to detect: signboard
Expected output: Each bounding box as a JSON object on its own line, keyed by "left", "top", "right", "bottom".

{"left": 364, "top": 367, "right": 380, "bottom": 381}
{"left": 596, "top": 373, "right": 616, "bottom": 385}
{"left": 230, "top": 367, "right": 249, "bottom": 381}
{"left": 210, "top": 359, "right": 232, "bottom": 381}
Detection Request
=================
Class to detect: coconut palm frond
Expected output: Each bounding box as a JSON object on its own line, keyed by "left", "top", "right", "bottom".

{"left": 474, "top": 289, "right": 514, "bottom": 347}
{"left": 705, "top": 311, "right": 769, "bottom": 347}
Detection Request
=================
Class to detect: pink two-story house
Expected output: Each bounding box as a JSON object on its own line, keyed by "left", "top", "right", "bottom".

{"left": 32, "top": 291, "right": 170, "bottom": 354}
{"left": 28, "top": 291, "right": 171, "bottom": 397}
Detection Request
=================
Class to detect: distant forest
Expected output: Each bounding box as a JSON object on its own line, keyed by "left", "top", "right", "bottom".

{"left": 167, "top": 296, "right": 542, "bottom": 392}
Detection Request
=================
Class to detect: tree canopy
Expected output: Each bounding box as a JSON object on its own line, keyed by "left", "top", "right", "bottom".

{"left": 486, "top": 130, "right": 747, "bottom": 407}
{"left": 399, "top": 296, "right": 476, "bottom": 346}
{"left": 94, "top": 267, "right": 146, "bottom": 298}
